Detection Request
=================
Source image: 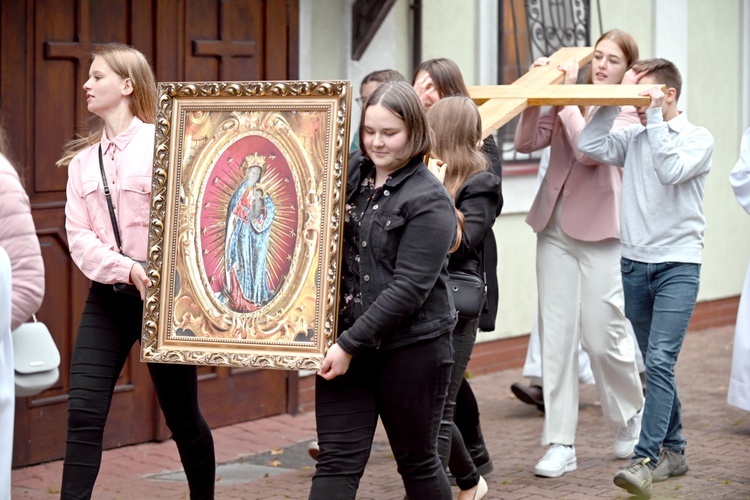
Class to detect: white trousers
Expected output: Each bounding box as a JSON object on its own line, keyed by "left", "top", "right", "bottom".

{"left": 536, "top": 207, "right": 643, "bottom": 446}
{"left": 0, "top": 247, "right": 14, "bottom": 499}
{"left": 522, "top": 311, "right": 595, "bottom": 385}
{"left": 728, "top": 262, "right": 750, "bottom": 411}
{"left": 522, "top": 312, "right": 645, "bottom": 385}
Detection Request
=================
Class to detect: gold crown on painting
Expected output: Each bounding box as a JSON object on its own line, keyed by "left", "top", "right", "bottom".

{"left": 241, "top": 153, "right": 267, "bottom": 173}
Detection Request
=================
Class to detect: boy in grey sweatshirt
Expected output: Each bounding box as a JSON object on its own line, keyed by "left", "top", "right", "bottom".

{"left": 579, "top": 58, "right": 713, "bottom": 499}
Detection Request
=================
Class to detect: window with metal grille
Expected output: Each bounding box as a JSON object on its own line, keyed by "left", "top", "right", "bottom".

{"left": 496, "top": 0, "right": 591, "bottom": 175}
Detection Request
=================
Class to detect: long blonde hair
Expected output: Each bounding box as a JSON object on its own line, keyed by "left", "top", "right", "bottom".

{"left": 0, "top": 122, "right": 8, "bottom": 160}
{"left": 56, "top": 43, "right": 157, "bottom": 167}
{"left": 427, "top": 96, "right": 488, "bottom": 252}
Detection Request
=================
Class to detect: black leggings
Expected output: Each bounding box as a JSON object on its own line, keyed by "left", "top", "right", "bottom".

{"left": 60, "top": 282, "right": 215, "bottom": 499}
{"left": 310, "top": 335, "right": 454, "bottom": 500}
{"left": 437, "top": 317, "right": 480, "bottom": 490}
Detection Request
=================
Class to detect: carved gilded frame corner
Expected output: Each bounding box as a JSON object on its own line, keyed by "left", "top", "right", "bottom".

{"left": 141, "top": 80, "right": 351, "bottom": 370}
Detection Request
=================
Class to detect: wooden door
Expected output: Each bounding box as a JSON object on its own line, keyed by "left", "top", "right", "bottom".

{"left": 1, "top": 0, "right": 299, "bottom": 467}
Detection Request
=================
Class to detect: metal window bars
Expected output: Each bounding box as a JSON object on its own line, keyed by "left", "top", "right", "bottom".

{"left": 496, "top": 0, "right": 591, "bottom": 167}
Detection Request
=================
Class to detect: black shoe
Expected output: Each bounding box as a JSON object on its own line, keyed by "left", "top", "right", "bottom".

{"left": 511, "top": 383, "right": 544, "bottom": 411}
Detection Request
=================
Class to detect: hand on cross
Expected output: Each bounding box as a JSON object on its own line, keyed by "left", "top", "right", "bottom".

{"left": 639, "top": 86, "right": 665, "bottom": 109}
{"left": 531, "top": 56, "right": 578, "bottom": 85}
{"left": 622, "top": 68, "right": 649, "bottom": 85}
{"left": 414, "top": 73, "right": 438, "bottom": 104}
{"left": 557, "top": 57, "right": 579, "bottom": 85}
{"left": 530, "top": 56, "right": 551, "bottom": 70}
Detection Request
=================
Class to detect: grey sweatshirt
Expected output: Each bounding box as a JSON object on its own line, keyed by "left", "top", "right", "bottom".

{"left": 579, "top": 106, "right": 713, "bottom": 264}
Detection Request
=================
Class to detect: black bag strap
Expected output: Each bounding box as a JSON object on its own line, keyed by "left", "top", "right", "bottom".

{"left": 98, "top": 145, "right": 124, "bottom": 252}
{"left": 479, "top": 236, "right": 487, "bottom": 288}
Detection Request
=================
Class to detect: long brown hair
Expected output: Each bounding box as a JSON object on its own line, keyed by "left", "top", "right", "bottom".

{"left": 0, "top": 122, "right": 8, "bottom": 160}
{"left": 56, "top": 43, "right": 157, "bottom": 167}
{"left": 580, "top": 29, "right": 639, "bottom": 117}
{"left": 586, "top": 29, "right": 639, "bottom": 84}
{"left": 0, "top": 121, "right": 24, "bottom": 190}
{"left": 413, "top": 58, "right": 470, "bottom": 99}
{"left": 427, "top": 96, "right": 488, "bottom": 252}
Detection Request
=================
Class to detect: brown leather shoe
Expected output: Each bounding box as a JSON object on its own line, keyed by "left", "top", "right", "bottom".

{"left": 510, "top": 383, "right": 544, "bottom": 411}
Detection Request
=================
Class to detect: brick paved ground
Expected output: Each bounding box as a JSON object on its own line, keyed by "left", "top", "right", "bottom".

{"left": 11, "top": 325, "right": 750, "bottom": 499}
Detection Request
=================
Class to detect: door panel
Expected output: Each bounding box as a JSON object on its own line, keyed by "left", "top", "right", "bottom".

{"left": 3, "top": 0, "right": 299, "bottom": 467}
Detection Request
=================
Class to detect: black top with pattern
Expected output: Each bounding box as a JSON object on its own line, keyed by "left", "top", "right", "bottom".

{"left": 339, "top": 170, "right": 378, "bottom": 331}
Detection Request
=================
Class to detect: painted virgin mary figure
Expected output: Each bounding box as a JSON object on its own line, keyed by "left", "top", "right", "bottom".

{"left": 224, "top": 153, "right": 277, "bottom": 311}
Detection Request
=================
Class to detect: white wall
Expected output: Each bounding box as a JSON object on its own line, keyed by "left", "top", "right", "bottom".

{"left": 687, "top": 0, "right": 750, "bottom": 299}
{"left": 745, "top": 0, "right": 750, "bottom": 130}
{"left": 302, "top": 0, "right": 750, "bottom": 341}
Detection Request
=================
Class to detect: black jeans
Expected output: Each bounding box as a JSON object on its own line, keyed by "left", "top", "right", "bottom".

{"left": 61, "top": 282, "right": 215, "bottom": 500}
{"left": 437, "top": 317, "right": 480, "bottom": 490}
{"left": 310, "top": 334, "right": 453, "bottom": 500}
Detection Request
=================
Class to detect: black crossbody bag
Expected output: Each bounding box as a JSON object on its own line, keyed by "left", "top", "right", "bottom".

{"left": 447, "top": 270, "right": 487, "bottom": 319}
{"left": 447, "top": 243, "right": 487, "bottom": 319}
{"left": 98, "top": 145, "right": 146, "bottom": 297}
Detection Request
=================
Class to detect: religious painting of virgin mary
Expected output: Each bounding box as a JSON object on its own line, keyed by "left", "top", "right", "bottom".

{"left": 222, "top": 154, "right": 280, "bottom": 311}
{"left": 141, "top": 80, "right": 350, "bottom": 370}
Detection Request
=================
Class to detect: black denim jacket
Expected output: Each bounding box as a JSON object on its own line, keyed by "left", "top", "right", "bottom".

{"left": 336, "top": 153, "right": 458, "bottom": 356}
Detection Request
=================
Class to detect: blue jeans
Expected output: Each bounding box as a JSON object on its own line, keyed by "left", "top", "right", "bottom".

{"left": 620, "top": 258, "right": 700, "bottom": 464}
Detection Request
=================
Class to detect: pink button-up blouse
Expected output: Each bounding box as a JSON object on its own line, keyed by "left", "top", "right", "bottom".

{"left": 65, "top": 117, "right": 154, "bottom": 285}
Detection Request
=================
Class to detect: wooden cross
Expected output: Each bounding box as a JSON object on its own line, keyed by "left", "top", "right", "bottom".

{"left": 193, "top": 1, "right": 257, "bottom": 80}
{"left": 467, "top": 47, "right": 661, "bottom": 138}
{"left": 193, "top": 39, "right": 257, "bottom": 78}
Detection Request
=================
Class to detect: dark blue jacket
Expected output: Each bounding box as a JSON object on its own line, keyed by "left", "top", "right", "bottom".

{"left": 337, "top": 153, "right": 458, "bottom": 356}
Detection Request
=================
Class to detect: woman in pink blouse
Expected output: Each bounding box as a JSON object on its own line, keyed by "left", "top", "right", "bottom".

{"left": 58, "top": 43, "right": 215, "bottom": 499}
{"left": 514, "top": 30, "right": 645, "bottom": 478}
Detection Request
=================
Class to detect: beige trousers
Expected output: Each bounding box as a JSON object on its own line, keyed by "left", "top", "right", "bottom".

{"left": 536, "top": 205, "right": 643, "bottom": 446}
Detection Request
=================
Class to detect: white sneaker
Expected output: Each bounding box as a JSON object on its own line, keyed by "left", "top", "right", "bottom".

{"left": 534, "top": 444, "right": 577, "bottom": 477}
{"left": 614, "top": 408, "right": 643, "bottom": 459}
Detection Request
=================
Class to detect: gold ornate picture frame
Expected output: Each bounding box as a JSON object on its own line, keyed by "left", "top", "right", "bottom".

{"left": 141, "top": 80, "right": 351, "bottom": 370}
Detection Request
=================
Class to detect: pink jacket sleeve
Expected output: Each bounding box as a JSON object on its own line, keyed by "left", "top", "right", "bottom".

{"left": 514, "top": 104, "right": 586, "bottom": 158}
{"left": 514, "top": 106, "right": 556, "bottom": 153}
{"left": 515, "top": 105, "right": 639, "bottom": 165}
{"left": 0, "top": 154, "right": 45, "bottom": 330}
{"left": 557, "top": 105, "right": 640, "bottom": 166}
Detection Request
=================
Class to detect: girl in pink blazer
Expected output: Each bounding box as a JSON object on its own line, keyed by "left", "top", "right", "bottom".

{"left": 513, "top": 30, "right": 645, "bottom": 478}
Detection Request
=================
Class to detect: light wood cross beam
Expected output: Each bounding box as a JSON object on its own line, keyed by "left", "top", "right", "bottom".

{"left": 467, "top": 47, "right": 662, "bottom": 138}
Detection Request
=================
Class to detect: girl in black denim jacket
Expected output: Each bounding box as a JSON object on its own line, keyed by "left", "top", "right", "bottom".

{"left": 309, "top": 82, "right": 457, "bottom": 500}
